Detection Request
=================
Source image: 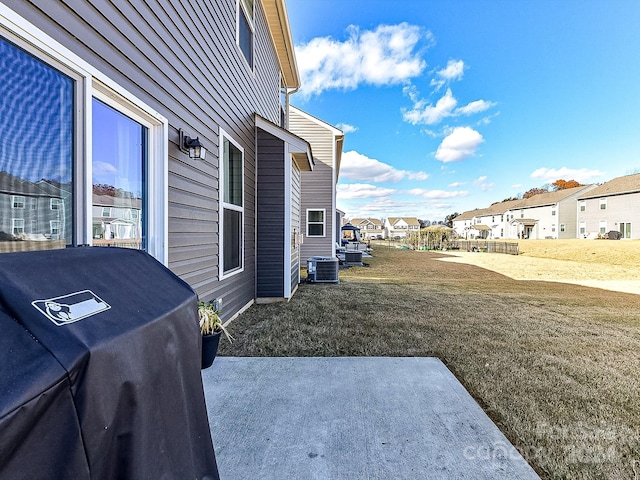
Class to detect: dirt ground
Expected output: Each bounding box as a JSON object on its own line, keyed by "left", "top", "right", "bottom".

{"left": 437, "top": 239, "right": 640, "bottom": 295}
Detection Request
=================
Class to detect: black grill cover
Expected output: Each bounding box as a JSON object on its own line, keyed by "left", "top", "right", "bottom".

{"left": 0, "top": 247, "right": 219, "bottom": 480}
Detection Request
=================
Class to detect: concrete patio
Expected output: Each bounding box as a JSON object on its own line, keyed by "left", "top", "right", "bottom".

{"left": 202, "top": 357, "right": 539, "bottom": 480}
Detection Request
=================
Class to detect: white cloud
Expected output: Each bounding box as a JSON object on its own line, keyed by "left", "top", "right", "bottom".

{"left": 448, "top": 181, "right": 465, "bottom": 187}
{"left": 456, "top": 99, "right": 496, "bottom": 115}
{"left": 407, "top": 188, "right": 469, "bottom": 199}
{"left": 403, "top": 88, "right": 457, "bottom": 125}
{"left": 437, "top": 59, "right": 465, "bottom": 81}
{"left": 340, "top": 150, "right": 429, "bottom": 183}
{"left": 430, "top": 59, "right": 465, "bottom": 91}
{"left": 336, "top": 123, "right": 357, "bottom": 134}
{"left": 93, "top": 161, "right": 118, "bottom": 175}
{"left": 296, "top": 23, "right": 429, "bottom": 97}
{"left": 337, "top": 183, "right": 395, "bottom": 199}
{"left": 473, "top": 176, "right": 494, "bottom": 191}
{"left": 530, "top": 167, "right": 605, "bottom": 183}
{"left": 403, "top": 88, "right": 495, "bottom": 126}
{"left": 435, "top": 127, "right": 484, "bottom": 162}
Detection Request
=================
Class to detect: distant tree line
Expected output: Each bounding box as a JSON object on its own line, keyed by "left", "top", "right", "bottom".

{"left": 93, "top": 183, "right": 141, "bottom": 198}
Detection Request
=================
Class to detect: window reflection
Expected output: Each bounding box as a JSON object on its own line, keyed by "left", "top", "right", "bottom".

{"left": 0, "top": 36, "right": 73, "bottom": 253}
{"left": 91, "top": 98, "right": 146, "bottom": 250}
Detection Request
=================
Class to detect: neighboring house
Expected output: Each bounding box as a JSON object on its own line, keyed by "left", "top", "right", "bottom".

{"left": 453, "top": 186, "right": 597, "bottom": 240}
{"left": 453, "top": 208, "right": 500, "bottom": 239}
{"left": 0, "top": 173, "right": 68, "bottom": 246}
{"left": 576, "top": 173, "right": 640, "bottom": 239}
{"left": 92, "top": 194, "right": 142, "bottom": 248}
{"left": 0, "top": 0, "right": 312, "bottom": 320}
{"left": 350, "top": 218, "right": 383, "bottom": 239}
{"left": 507, "top": 186, "right": 595, "bottom": 239}
{"left": 255, "top": 116, "right": 312, "bottom": 302}
{"left": 289, "top": 106, "right": 344, "bottom": 259}
{"left": 452, "top": 210, "right": 478, "bottom": 239}
{"left": 384, "top": 217, "right": 420, "bottom": 239}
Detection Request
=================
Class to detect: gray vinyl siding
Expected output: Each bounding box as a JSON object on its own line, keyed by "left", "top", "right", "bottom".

{"left": 291, "top": 167, "right": 301, "bottom": 287}
{"left": 5, "top": 0, "right": 285, "bottom": 320}
{"left": 289, "top": 110, "right": 335, "bottom": 259}
{"left": 579, "top": 192, "right": 640, "bottom": 239}
{"left": 256, "top": 129, "right": 285, "bottom": 298}
{"left": 558, "top": 202, "right": 577, "bottom": 239}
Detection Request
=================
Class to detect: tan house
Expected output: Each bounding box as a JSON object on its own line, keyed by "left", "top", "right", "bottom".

{"left": 576, "top": 173, "right": 640, "bottom": 239}
{"left": 350, "top": 218, "right": 384, "bottom": 239}
{"left": 289, "top": 106, "right": 344, "bottom": 259}
{"left": 384, "top": 217, "right": 420, "bottom": 239}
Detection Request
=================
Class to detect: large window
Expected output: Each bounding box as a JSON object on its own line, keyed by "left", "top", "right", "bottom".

{"left": 0, "top": 36, "right": 73, "bottom": 249}
{"left": 620, "top": 222, "right": 632, "bottom": 239}
{"left": 307, "top": 209, "right": 326, "bottom": 237}
{"left": 237, "top": 0, "right": 254, "bottom": 67}
{"left": 0, "top": 17, "right": 167, "bottom": 261}
{"left": 220, "top": 132, "right": 244, "bottom": 277}
{"left": 91, "top": 98, "right": 146, "bottom": 250}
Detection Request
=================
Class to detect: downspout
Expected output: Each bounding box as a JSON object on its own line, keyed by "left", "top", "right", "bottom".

{"left": 283, "top": 86, "right": 299, "bottom": 130}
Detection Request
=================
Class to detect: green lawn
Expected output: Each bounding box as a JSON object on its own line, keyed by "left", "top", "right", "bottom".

{"left": 219, "top": 247, "right": 640, "bottom": 479}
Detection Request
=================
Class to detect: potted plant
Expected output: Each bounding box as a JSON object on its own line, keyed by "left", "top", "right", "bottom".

{"left": 198, "top": 300, "right": 232, "bottom": 369}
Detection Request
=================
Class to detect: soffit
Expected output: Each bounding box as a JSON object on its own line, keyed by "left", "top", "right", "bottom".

{"left": 262, "top": 0, "right": 299, "bottom": 88}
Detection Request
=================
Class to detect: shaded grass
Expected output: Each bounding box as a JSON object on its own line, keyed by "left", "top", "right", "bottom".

{"left": 219, "top": 247, "right": 640, "bottom": 479}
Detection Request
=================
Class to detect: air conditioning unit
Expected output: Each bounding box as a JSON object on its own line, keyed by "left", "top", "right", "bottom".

{"left": 306, "top": 256, "right": 339, "bottom": 283}
{"left": 344, "top": 251, "right": 363, "bottom": 266}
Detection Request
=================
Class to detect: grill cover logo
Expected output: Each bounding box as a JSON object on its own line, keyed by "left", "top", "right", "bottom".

{"left": 32, "top": 290, "right": 111, "bottom": 326}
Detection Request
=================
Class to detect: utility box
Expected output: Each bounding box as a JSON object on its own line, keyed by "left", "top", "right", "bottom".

{"left": 344, "top": 251, "right": 363, "bottom": 266}
{"left": 0, "top": 247, "right": 219, "bottom": 480}
{"left": 306, "top": 256, "right": 339, "bottom": 283}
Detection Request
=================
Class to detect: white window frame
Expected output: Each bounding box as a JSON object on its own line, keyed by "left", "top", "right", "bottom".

{"left": 50, "top": 198, "right": 62, "bottom": 210}
{"left": 11, "top": 195, "right": 25, "bottom": 209}
{"left": 579, "top": 201, "right": 586, "bottom": 212}
{"left": 219, "top": 128, "right": 245, "bottom": 279}
{"left": 306, "top": 208, "right": 326, "bottom": 237}
{"left": 236, "top": 0, "right": 255, "bottom": 70}
{"left": 0, "top": 6, "right": 168, "bottom": 264}
{"left": 600, "top": 199, "right": 607, "bottom": 210}
{"left": 50, "top": 220, "right": 61, "bottom": 235}
{"left": 12, "top": 218, "right": 24, "bottom": 234}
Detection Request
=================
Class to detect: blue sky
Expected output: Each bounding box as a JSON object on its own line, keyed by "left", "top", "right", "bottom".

{"left": 286, "top": 0, "right": 640, "bottom": 222}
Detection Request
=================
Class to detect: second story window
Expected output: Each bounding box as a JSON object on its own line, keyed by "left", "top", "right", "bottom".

{"left": 11, "top": 195, "right": 25, "bottom": 209}
{"left": 237, "top": 0, "right": 254, "bottom": 67}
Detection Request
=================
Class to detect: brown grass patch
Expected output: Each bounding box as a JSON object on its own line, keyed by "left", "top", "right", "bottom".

{"left": 219, "top": 245, "right": 640, "bottom": 479}
{"left": 438, "top": 239, "right": 640, "bottom": 294}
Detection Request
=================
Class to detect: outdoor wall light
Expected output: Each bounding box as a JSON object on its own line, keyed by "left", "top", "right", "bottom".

{"left": 179, "top": 129, "right": 206, "bottom": 160}
{"left": 185, "top": 136, "right": 206, "bottom": 160}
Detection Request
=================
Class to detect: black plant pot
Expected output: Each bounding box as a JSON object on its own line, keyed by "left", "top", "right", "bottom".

{"left": 201, "top": 331, "right": 221, "bottom": 369}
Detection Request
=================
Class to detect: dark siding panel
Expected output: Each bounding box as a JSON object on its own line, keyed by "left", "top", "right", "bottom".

{"left": 256, "top": 129, "right": 284, "bottom": 298}
{"left": 7, "top": 0, "right": 286, "bottom": 319}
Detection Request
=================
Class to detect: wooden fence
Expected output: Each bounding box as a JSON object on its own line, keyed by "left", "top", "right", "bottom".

{"left": 448, "top": 240, "right": 519, "bottom": 255}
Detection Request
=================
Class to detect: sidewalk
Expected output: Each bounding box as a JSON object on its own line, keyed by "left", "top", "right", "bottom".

{"left": 202, "top": 357, "right": 539, "bottom": 480}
